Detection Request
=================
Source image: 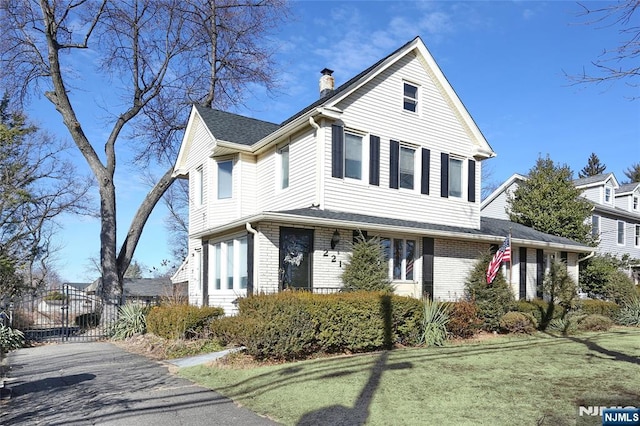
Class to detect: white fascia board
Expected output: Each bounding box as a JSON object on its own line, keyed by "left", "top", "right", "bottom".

{"left": 480, "top": 173, "right": 527, "bottom": 210}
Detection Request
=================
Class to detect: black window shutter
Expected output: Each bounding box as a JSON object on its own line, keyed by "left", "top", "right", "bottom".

{"left": 467, "top": 159, "right": 476, "bottom": 202}
{"left": 422, "top": 237, "right": 434, "bottom": 300}
{"left": 389, "top": 140, "right": 399, "bottom": 189}
{"left": 440, "top": 152, "right": 449, "bottom": 198}
{"left": 519, "top": 247, "right": 527, "bottom": 300}
{"left": 331, "top": 124, "right": 344, "bottom": 178}
{"left": 421, "top": 148, "right": 430, "bottom": 195}
{"left": 369, "top": 135, "right": 380, "bottom": 186}
{"left": 536, "top": 249, "right": 544, "bottom": 299}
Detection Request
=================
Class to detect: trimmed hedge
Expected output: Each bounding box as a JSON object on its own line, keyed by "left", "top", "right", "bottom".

{"left": 577, "top": 314, "right": 613, "bottom": 332}
{"left": 445, "top": 301, "right": 481, "bottom": 339}
{"left": 147, "top": 305, "right": 224, "bottom": 339}
{"left": 209, "top": 291, "right": 422, "bottom": 360}
{"left": 579, "top": 299, "right": 620, "bottom": 319}
{"left": 513, "top": 299, "right": 563, "bottom": 327}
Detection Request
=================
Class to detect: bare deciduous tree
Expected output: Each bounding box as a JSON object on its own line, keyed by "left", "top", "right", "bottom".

{"left": 0, "top": 0, "right": 288, "bottom": 299}
{"left": 567, "top": 1, "right": 640, "bottom": 92}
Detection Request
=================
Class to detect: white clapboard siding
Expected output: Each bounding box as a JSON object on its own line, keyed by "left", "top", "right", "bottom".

{"left": 185, "top": 116, "right": 213, "bottom": 235}
{"left": 207, "top": 156, "right": 240, "bottom": 227}
{"left": 256, "top": 129, "right": 317, "bottom": 212}
{"left": 322, "top": 52, "right": 481, "bottom": 228}
{"left": 239, "top": 153, "right": 257, "bottom": 217}
{"left": 580, "top": 186, "right": 602, "bottom": 204}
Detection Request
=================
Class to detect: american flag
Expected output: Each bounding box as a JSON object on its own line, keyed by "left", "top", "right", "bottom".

{"left": 486, "top": 236, "right": 511, "bottom": 284}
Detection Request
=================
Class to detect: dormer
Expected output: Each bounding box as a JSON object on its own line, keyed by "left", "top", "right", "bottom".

{"left": 574, "top": 173, "right": 619, "bottom": 206}
{"left": 615, "top": 182, "right": 640, "bottom": 213}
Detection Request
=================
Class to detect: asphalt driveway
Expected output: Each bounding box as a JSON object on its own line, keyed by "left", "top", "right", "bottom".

{"left": 0, "top": 342, "right": 277, "bottom": 425}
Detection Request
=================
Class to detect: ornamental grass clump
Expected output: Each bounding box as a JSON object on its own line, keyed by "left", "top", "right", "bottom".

{"left": 110, "top": 303, "right": 148, "bottom": 340}
{"left": 0, "top": 325, "right": 24, "bottom": 358}
{"left": 419, "top": 299, "right": 450, "bottom": 347}
{"left": 616, "top": 296, "right": 640, "bottom": 327}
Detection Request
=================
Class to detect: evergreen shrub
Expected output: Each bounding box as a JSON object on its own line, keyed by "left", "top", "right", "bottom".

{"left": 211, "top": 291, "right": 423, "bottom": 360}
{"left": 499, "top": 311, "right": 537, "bottom": 334}
{"left": 147, "top": 305, "right": 224, "bottom": 339}
{"left": 445, "top": 300, "right": 481, "bottom": 338}
{"left": 577, "top": 314, "right": 613, "bottom": 332}
{"left": 579, "top": 299, "right": 620, "bottom": 319}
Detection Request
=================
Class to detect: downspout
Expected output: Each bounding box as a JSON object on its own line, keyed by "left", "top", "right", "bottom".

{"left": 309, "top": 116, "right": 322, "bottom": 208}
{"left": 577, "top": 251, "right": 595, "bottom": 263}
{"left": 246, "top": 222, "right": 259, "bottom": 295}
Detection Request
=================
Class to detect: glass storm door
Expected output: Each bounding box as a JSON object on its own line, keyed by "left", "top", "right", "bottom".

{"left": 279, "top": 227, "right": 314, "bottom": 290}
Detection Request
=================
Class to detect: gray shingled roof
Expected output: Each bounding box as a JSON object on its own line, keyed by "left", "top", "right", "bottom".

{"left": 123, "top": 278, "right": 185, "bottom": 298}
{"left": 573, "top": 174, "right": 611, "bottom": 187}
{"left": 617, "top": 182, "right": 639, "bottom": 194}
{"left": 272, "top": 207, "right": 590, "bottom": 249}
{"left": 195, "top": 104, "right": 280, "bottom": 146}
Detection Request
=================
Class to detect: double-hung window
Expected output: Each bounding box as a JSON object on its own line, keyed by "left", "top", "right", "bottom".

{"left": 448, "top": 157, "right": 463, "bottom": 198}
{"left": 617, "top": 221, "right": 625, "bottom": 245}
{"left": 195, "top": 166, "right": 204, "bottom": 206}
{"left": 344, "top": 132, "right": 363, "bottom": 180}
{"left": 635, "top": 225, "right": 640, "bottom": 247}
{"left": 278, "top": 145, "right": 290, "bottom": 190}
{"left": 605, "top": 186, "right": 612, "bottom": 204}
{"left": 403, "top": 82, "right": 418, "bottom": 113}
{"left": 217, "top": 160, "right": 233, "bottom": 199}
{"left": 591, "top": 215, "right": 600, "bottom": 239}
{"left": 633, "top": 196, "right": 639, "bottom": 211}
{"left": 211, "top": 236, "right": 248, "bottom": 291}
{"left": 392, "top": 238, "right": 416, "bottom": 281}
{"left": 399, "top": 146, "right": 415, "bottom": 190}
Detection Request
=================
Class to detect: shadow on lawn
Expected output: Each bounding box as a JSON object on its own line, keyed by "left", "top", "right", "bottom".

{"left": 565, "top": 335, "right": 640, "bottom": 366}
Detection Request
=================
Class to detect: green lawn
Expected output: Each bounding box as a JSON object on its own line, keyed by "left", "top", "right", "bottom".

{"left": 179, "top": 328, "right": 640, "bottom": 425}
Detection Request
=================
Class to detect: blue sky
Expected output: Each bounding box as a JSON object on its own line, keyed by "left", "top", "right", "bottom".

{"left": 29, "top": 1, "right": 639, "bottom": 283}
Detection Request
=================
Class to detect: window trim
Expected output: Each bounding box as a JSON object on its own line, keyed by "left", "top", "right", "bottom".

{"left": 448, "top": 156, "right": 465, "bottom": 199}
{"left": 604, "top": 186, "right": 612, "bottom": 204}
{"left": 210, "top": 236, "right": 249, "bottom": 292}
{"left": 402, "top": 81, "right": 419, "bottom": 113}
{"left": 194, "top": 165, "right": 204, "bottom": 207}
{"left": 344, "top": 131, "right": 364, "bottom": 180}
{"left": 399, "top": 144, "right": 416, "bottom": 190}
{"left": 277, "top": 144, "right": 290, "bottom": 190}
{"left": 617, "top": 220, "right": 626, "bottom": 245}
{"left": 380, "top": 237, "right": 416, "bottom": 282}
{"left": 633, "top": 195, "right": 639, "bottom": 211}
{"left": 217, "top": 159, "right": 233, "bottom": 200}
{"left": 591, "top": 214, "right": 600, "bottom": 239}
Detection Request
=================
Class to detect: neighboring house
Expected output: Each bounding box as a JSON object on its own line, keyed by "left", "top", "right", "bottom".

{"left": 174, "top": 36, "right": 592, "bottom": 314}
{"left": 482, "top": 172, "right": 640, "bottom": 283}
{"left": 87, "top": 278, "right": 187, "bottom": 305}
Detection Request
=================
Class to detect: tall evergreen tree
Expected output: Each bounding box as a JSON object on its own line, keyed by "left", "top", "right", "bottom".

{"left": 578, "top": 152, "right": 606, "bottom": 178}
{"left": 623, "top": 162, "right": 640, "bottom": 183}
{"left": 507, "top": 155, "right": 593, "bottom": 244}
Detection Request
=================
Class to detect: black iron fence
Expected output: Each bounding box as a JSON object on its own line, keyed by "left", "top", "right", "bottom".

{"left": 6, "top": 287, "right": 119, "bottom": 343}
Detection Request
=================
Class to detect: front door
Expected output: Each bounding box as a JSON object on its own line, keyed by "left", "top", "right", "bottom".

{"left": 279, "top": 227, "right": 314, "bottom": 291}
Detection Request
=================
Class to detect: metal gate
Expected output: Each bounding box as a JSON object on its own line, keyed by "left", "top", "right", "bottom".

{"left": 6, "top": 287, "right": 119, "bottom": 343}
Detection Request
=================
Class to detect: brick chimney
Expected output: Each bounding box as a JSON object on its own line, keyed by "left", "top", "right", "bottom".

{"left": 319, "top": 68, "right": 334, "bottom": 98}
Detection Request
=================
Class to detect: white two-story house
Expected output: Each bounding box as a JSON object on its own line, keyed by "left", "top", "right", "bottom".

{"left": 173, "top": 37, "right": 592, "bottom": 313}
{"left": 483, "top": 172, "right": 640, "bottom": 285}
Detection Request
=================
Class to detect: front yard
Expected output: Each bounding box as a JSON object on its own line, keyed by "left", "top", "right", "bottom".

{"left": 179, "top": 328, "right": 640, "bottom": 425}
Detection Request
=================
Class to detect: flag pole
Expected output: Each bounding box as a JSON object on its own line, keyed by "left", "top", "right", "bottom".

{"left": 508, "top": 227, "right": 513, "bottom": 288}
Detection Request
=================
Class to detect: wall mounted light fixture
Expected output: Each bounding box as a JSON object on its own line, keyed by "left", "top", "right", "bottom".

{"left": 330, "top": 229, "right": 340, "bottom": 250}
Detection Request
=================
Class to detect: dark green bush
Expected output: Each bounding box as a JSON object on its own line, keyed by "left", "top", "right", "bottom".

{"left": 215, "top": 291, "right": 423, "bottom": 360}
{"left": 147, "top": 305, "right": 224, "bottom": 340}
{"left": 445, "top": 300, "right": 481, "bottom": 339}
{"left": 577, "top": 314, "right": 613, "bottom": 332}
{"left": 499, "top": 312, "right": 537, "bottom": 334}
{"left": 513, "top": 299, "right": 565, "bottom": 328}
{"left": 580, "top": 254, "right": 636, "bottom": 303}
{"left": 579, "top": 299, "right": 620, "bottom": 319}
{"left": 464, "top": 251, "right": 515, "bottom": 332}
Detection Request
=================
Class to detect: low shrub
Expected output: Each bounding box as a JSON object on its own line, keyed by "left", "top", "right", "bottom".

{"left": 577, "top": 314, "right": 613, "bottom": 332}
{"left": 616, "top": 297, "right": 640, "bottom": 327}
{"left": 147, "top": 305, "right": 224, "bottom": 340}
{"left": 513, "top": 299, "right": 565, "bottom": 328}
{"left": 547, "top": 313, "right": 584, "bottom": 336}
{"left": 446, "top": 300, "right": 481, "bottom": 339}
{"left": 44, "top": 291, "right": 67, "bottom": 302}
{"left": 218, "top": 291, "right": 423, "bottom": 360}
{"left": 499, "top": 312, "right": 537, "bottom": 334}
{"left": 110, "top": 304, "right": 148, "bottom": 340}
{"left": 579, "top": 299, "right": 620, "bottom": 319}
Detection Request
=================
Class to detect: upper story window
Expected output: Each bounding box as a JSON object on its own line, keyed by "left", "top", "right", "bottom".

{"left": 195, "top": 165, "right": 204, "bottom": 206}
{"left": 449, "top": 157, "right": 463, "bottom": 198}
{"left": 217, "top": 160, "right": 233, "bottom": 199}
{"left": 277, "top": 145, "right": 290, "bottom": 190}
{"left": 617, "top": 220, "right": 625, "bottom": 245}
{"left": 604, "top": 186, "right": 612, "bottom": 204}
{"left": 591, "top": 215, "right": 600, "bottom": 239}
{"left": 635, "top": 225, "right": 640, "bottom": 247}
{"left": 344, "top": 132, "right": 363, "bottom": 179}
{"left": 633, "top": 196, "right": 639, "bottom": 211}
{"left": 399, "top": 146, "right": 415, "bottom": 190}
{"left": 403, "top": 82, "right": 418, "bottom": 113}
